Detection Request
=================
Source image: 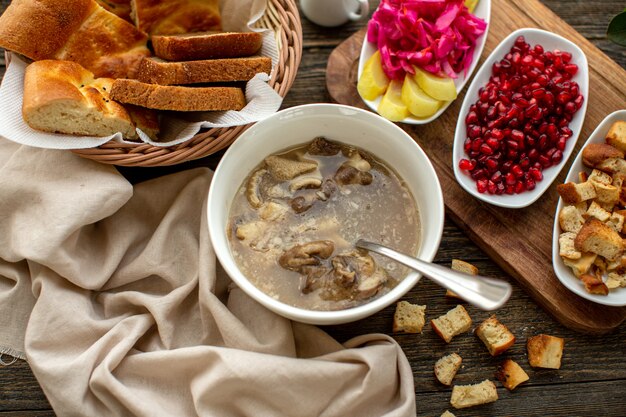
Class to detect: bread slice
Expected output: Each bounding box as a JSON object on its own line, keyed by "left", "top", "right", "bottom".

{"left": 110, "top": 79, "right": 246, "bottom": 112}
{"left": 392, "top": 301, "right": 426, "bottom": 333}
{"left": 475, "top": 316, "right": 515, "bottom": 356}
{"left": 431, "top": 305, "right": 472, "bottom": 343}
{"left": 22, "top": 60, "right": 142, "bottom": 139}
{"left": 446, "top": 259, "right": 479, "bottom": 298}
{"left": 0, "top": 0, "right": 149, "bottom": 78}
{"left": 527, "top": 334, "right": 564, "bottom": 369}
{"left": 152, "top": 31, "right": 263, "bottom": 61}
{"left": 495, "top": 359, "right": 529, "bottom": 391}
{"left": 130, "top": 0, "right": 221, "bottom": 35}
{"left": 606, "top": 121, "right": 626, "bottom": 153}
{"left": 434, "top": 353, "right": 462, "bottom": 386}
{"left": 574, "top": 218, "right": 623, "bottom": 261}
{"left": 136, "top": 56, "right": 272, "bottom": 85}
{"left": 450, "top": 380, "right": 498, "bottom": 409}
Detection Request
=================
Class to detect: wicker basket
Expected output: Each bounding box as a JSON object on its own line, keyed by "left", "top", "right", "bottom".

{"left": 72, "top": 0, "right": 302, "bottom": 167}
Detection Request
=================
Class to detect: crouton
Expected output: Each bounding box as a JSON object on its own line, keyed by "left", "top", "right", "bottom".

{"left": 580, "top": 273, "right": 609, "bottom": 295}
{"left": 578, "top": 171, "right": 588, "bottom": 182}
{"left": 440, "top": 411, "right": 456, "bottom": 417}
{"left": 393, "top": 301, "right": 426, "bottom": 334}
{"left": 606, "top": 121, "right": 626, "bottom": 153}
{"left": 586, "top": 201, "right": 611, "bottom": 222}
{"left": 495, "top": 359, "right": 529, "bottom": 391}
{"left": 559, "top": 232, "right": 581, "bottom": 259}
{"left": 607, "top": 272, "right": 626, "bottom": 289}
{"left": 434, "top": 353, "right": 463, "bottom": 386}
{"left": 475, "top": 316, "right": 515, "bottom": 356}
{"left": 588, "top": 169, "right": 613, "bottom": 185}
{"left": 607, "top": 212, "right": 625, "bottom": 234}
{"left": 557, "top": 181, "right": 597, "bottom": 204}
{"left": 597, "top": 157, "right": 626, "bottom": 176}
{"left": 559, "top": 205, "right": 585, "bottom": 233}
{"left": 450, "top": 380, "right": 498, "bottom": 409}
{"left": 527, "top": 334, "right": 564, "bottom": 369}
{"left": 563, "top": 252, "right": 597, "bottom": 277}
{"left": 593, "top": 182, "right": 619, "bottom": 206}
{"left": 431, "top": 305, "right": 473, "bottom": 343}
{"left": 574, "top": 218, "right": 624, "bottom": 261}
{"left": 446, "top": 259, "right": 479, "bottom": 298}
{"left": 582, "top": 143, "right": 623, "bottom": 167}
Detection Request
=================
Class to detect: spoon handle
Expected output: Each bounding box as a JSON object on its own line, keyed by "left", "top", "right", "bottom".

{"left": 356, "top": 240, "right": 512, "bottom": 311}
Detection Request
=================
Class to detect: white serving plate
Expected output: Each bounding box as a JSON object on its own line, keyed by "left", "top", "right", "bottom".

{"left": 552, "top": 110, "right": 626, "bottom": 307}
{"left": 452, "top": 28, "right": 589, "bottom": 208}
{"left": 357, "top": 0, "right": 491, "bottom": 125}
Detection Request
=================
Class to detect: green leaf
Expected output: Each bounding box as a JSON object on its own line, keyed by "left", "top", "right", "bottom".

{"left": 607, "top": 11, "right": 626, "bottom": 46}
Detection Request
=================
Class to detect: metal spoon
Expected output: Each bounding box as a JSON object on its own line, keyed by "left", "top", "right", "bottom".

{"left": 355, "top": 240, "right": 512, "bottom": 311}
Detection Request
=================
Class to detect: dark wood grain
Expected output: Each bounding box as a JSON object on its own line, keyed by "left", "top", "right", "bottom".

{"left": 1, "top": 0, "right": 626, "bottom": 416}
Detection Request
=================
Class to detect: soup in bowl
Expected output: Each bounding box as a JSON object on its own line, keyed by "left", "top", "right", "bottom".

{"left": 207, "top": 104, "right": 444, "bottom": 325}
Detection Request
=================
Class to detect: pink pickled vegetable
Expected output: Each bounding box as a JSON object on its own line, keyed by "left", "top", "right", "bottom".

{"left": 367, "top": 0, "right": 487, "bottom": 80}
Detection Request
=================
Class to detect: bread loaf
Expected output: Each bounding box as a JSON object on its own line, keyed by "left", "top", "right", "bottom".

{"left": 0, "top": 0, "right": 149, "bottom": 78}
{"left": 22, "top": 60, "right": 149, "bottom": 139}
{"left": 131, "top": 0, "right": 221, "bottom": 35}
{"left": 110, "top": 79, "right": 246, "bottom": 111}
{"left": 152, "top": 32, "right": 263, "bottom": 61}
{"left": 137, "top": 56, "right": 272, "bottom": 85}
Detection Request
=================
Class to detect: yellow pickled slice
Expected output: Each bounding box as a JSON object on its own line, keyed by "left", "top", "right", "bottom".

{"left": 378, "top": 79, "right": 409, "bottom": 122}
{"left": 357, "top": 50, "right": 390, "bottom": 101}
{"left": 465, "top": 0, "right": 479, "bottom": 12}
{"left": 401, "top": 74, "right": 442, "bottom": 118}
{"left": 414, "top": 67, "right": 458, "bottom": 101}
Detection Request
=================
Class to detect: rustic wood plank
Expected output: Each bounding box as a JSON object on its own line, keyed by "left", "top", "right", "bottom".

{"left": 325, "top": 0, "right": 626, "bottom": 334}
{"left": 0, "top": 360, "right": 50, "bottom": 411}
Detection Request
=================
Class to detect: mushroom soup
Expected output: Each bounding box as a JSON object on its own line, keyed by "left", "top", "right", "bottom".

{"left": 227, "top": 137, "right": 420, "bottom": 311}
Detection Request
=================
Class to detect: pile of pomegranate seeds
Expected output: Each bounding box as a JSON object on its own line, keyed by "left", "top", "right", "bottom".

{"left": 459, "top": 36, "right": 584, "bottom": 195}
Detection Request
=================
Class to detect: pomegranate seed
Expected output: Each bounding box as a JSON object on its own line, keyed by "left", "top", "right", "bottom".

{"left": 491, "top": 171, "right": 503, "bottom": 183}
{"left": 459, "top": 159, "right": 475, "bottom": 170}
{"left": 511, "top": 164, "right": 524, "bottom": 178}
{"left": 539, "top": 155, "right": 551, "bottom": 167}
{"left": 515, "top": 181, "right": 525, "bottom": 193}
{"left": 485, "top": 158, "right": 499, "bottom": 170}
{"left": 525, "top": 178, "right": 536, "bottom": 190}
{"left": 477, "top": 180, "right": 488, "bottom": 193}
{"left": 556, "top": 91, "right": 572, "bottom": 104}
{"left": 574, "top": 95, "right": 584, "bottom": 109}
{"left": 505, "top": 185, "right": 515, "bottom": 194}
{"left": 480, "top": 144, "right": 494, "bottom": 155}
{"left": 529, "top": 168, "right": 543, "bottom": 181}
{"left": 488, "top": 180, "right": 497, "bottom": 194}
{"left": 552, "top": 150, "right": 563, "bottom": 164}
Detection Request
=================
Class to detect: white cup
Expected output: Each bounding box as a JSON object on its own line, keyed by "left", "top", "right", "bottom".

{"left": 300, "top": 0, "right": 369, "bottom": 27}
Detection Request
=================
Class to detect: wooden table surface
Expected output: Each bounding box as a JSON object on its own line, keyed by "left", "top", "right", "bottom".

{"left": 1, "top": 1, "right": 625, "bottom": 416}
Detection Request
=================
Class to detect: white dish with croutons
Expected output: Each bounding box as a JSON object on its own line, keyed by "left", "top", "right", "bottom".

{"left": 552, "top": 110, "right": 626, "bottom": 306}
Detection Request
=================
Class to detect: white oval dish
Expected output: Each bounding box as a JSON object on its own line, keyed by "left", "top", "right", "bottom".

{"left": 552, "top": 110, "right": 626, "bottom": 307}
{"left": 357, "top": 0, "right": 491, "bottom": 125}
{"left": 452, "top": 28, "right": 589, "bottom": 209}
{"left": 207, "top": 103, "right": 445, "bottom": 325}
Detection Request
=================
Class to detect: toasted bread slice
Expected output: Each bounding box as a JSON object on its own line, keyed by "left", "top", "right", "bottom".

{"left": 110, "top": 79, "right": 246, "bottom": 112}
{"left": 137, "top": 56, "right": 271, "bottom": 85}
{"left": 152, "top": 31, "right": 263, "bottom": 61}
{"left": 450, "top": 380, "right": 498, "bottom": 409}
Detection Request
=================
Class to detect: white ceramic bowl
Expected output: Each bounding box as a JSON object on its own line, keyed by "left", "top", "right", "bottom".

{"left": 207, "top": 103, "right": 445, "bottom": 325}
{"left": 453, "top": 28, "right": 589, "bottom": 209}
{"left": 552, "top": 110, "right": 626, "bottom": 307}
{"left": 357, "top": 0, "right": 491, "bottom": 125}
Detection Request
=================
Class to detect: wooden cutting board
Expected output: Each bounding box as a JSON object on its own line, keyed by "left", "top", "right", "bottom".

{"left": 326, "top": 0, "right": 626, "bottom": 334}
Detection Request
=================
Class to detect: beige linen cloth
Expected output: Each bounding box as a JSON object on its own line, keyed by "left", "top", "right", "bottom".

{"left": 0, "top": 139, "right": 416, "bottom": 417}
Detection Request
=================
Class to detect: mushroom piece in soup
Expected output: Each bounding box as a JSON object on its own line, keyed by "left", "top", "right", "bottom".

{"left": 227, "top": 137, "right": 420, "bottom": 311}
